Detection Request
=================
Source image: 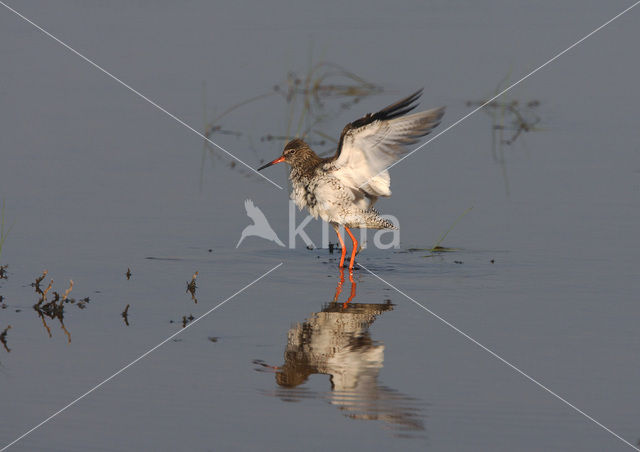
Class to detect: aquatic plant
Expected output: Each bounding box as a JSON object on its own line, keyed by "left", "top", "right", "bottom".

{"left": 407, "top": 205, "right": 473, "bottom": 255}
{"left": 30, "top": 273, "right": 88, "bottom": 342}
{"left": 186, "top": 271, "right": 198, "bottom": 304}
{"left": 430, "top": 206, "right": 473, "bottom": 252}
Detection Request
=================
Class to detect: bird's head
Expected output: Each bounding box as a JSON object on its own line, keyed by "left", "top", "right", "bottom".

{"left": 257, "top": 138, "right": 315, "bottom": 171}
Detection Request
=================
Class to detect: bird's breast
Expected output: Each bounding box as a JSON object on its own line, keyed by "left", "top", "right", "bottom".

{"left": 290, "top": 178, "right": 317, "bottom": 210}
{"left": 290, "top": 171, "right": 332, "bottom": 221}
{"left": 289, "top": 168, "right": 368, "bottom": 224}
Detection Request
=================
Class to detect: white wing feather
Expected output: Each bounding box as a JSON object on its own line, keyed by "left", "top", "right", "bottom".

{"left": 333, "top": 107, "right": 445, "bottom": 197}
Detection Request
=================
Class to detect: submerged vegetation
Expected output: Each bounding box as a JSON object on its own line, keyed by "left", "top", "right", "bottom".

{"left": 0, "top": 256, "right": 227, "bottom": 353}
{"left": 0, "top": 265, "right": 216, "bottom": 353}
{"left": 0, "top": 269, "right": 100, "bottom": 352}
{"left": 28, "top": 271, "right": 90, "bottom": 343}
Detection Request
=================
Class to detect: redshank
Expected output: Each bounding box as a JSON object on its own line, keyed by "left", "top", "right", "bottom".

{"left": 258, "top": 90, "right": 445, "bottom": 270}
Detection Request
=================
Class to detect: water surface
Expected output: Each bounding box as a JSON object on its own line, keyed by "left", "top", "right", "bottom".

{"left": 1, "top": 1, "right": 639, "bottom": 450}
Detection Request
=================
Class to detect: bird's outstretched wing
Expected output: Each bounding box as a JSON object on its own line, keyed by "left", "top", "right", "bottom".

{"left": 329, "top": 89, "right": 445, "bottom": 197}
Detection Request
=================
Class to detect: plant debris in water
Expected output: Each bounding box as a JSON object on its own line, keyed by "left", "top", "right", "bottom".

{"left": 76, "top": 297, "right": 90, "bottom": 309}
{"left": 1, "top": 325, "right": 11, "bottom": 352}
{"left": 169, "top": 314, "right": 196, "bottom": 328}
{"left": 0, "top": 265, "right": 7, "bottom": 280}
{"left": 29, "top": 273, "right": 90, "bottom": 342}
{"left": 182, "top": 314, "right": 195, "bottom": 328}
{"left": 121, "top": 304, "right": 130, "bottom": 326}
{"left": 126, "top": 268, "right": 132, "bottom": 280}
{"left": 32, "top": 270, "right": 48, "bottom": 292}
{"left": 408, "top": 246, "right": 458, "bottom": 253}
{"left": 186, "top": 271, "right": 198, "bottom": 303}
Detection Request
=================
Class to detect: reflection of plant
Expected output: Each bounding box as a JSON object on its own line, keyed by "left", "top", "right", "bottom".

{"left": 200, "top": 56, "right": 383, "bottom": 185}
{"left": 30, "top": 272, "right": 88, "bottom": 343}
{"left": 0, "top": 199, "right": 13, "bottom": 261}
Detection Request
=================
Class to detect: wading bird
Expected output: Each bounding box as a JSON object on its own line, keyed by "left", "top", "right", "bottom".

{"left": 258, "top": 90, "right": 444, "bottom": 270}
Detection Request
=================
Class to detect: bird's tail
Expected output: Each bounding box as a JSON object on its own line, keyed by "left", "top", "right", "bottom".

{"left": 347, "top": 210, "right": 397, "bottom": 230}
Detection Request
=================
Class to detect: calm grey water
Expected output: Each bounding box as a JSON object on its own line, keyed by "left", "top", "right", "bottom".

{"left": 1, "top": 1, "right": 639, "bottom": 450}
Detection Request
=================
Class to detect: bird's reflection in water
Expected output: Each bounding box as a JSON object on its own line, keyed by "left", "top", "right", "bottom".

{"left": 257, "top": 269, "right": 426, "bottom": 437}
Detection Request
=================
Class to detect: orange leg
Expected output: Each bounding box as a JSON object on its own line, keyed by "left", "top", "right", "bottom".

{"left": 344, "top": 226, "right": 358, "bottom": 270}
{"left": 333, "top": 225, "right": 347, "bottom": 268}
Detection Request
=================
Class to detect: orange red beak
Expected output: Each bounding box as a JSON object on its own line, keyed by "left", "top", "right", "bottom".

{"left": 257, "top": 156, "right": 285, "bottom": 171}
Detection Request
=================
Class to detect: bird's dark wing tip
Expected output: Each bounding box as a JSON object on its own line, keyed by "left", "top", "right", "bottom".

{"left": 331, "top": 89, "right": 428, "bottom": 160}
{"left": 375, "top": 88, "right": 424, "bottom": 121}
